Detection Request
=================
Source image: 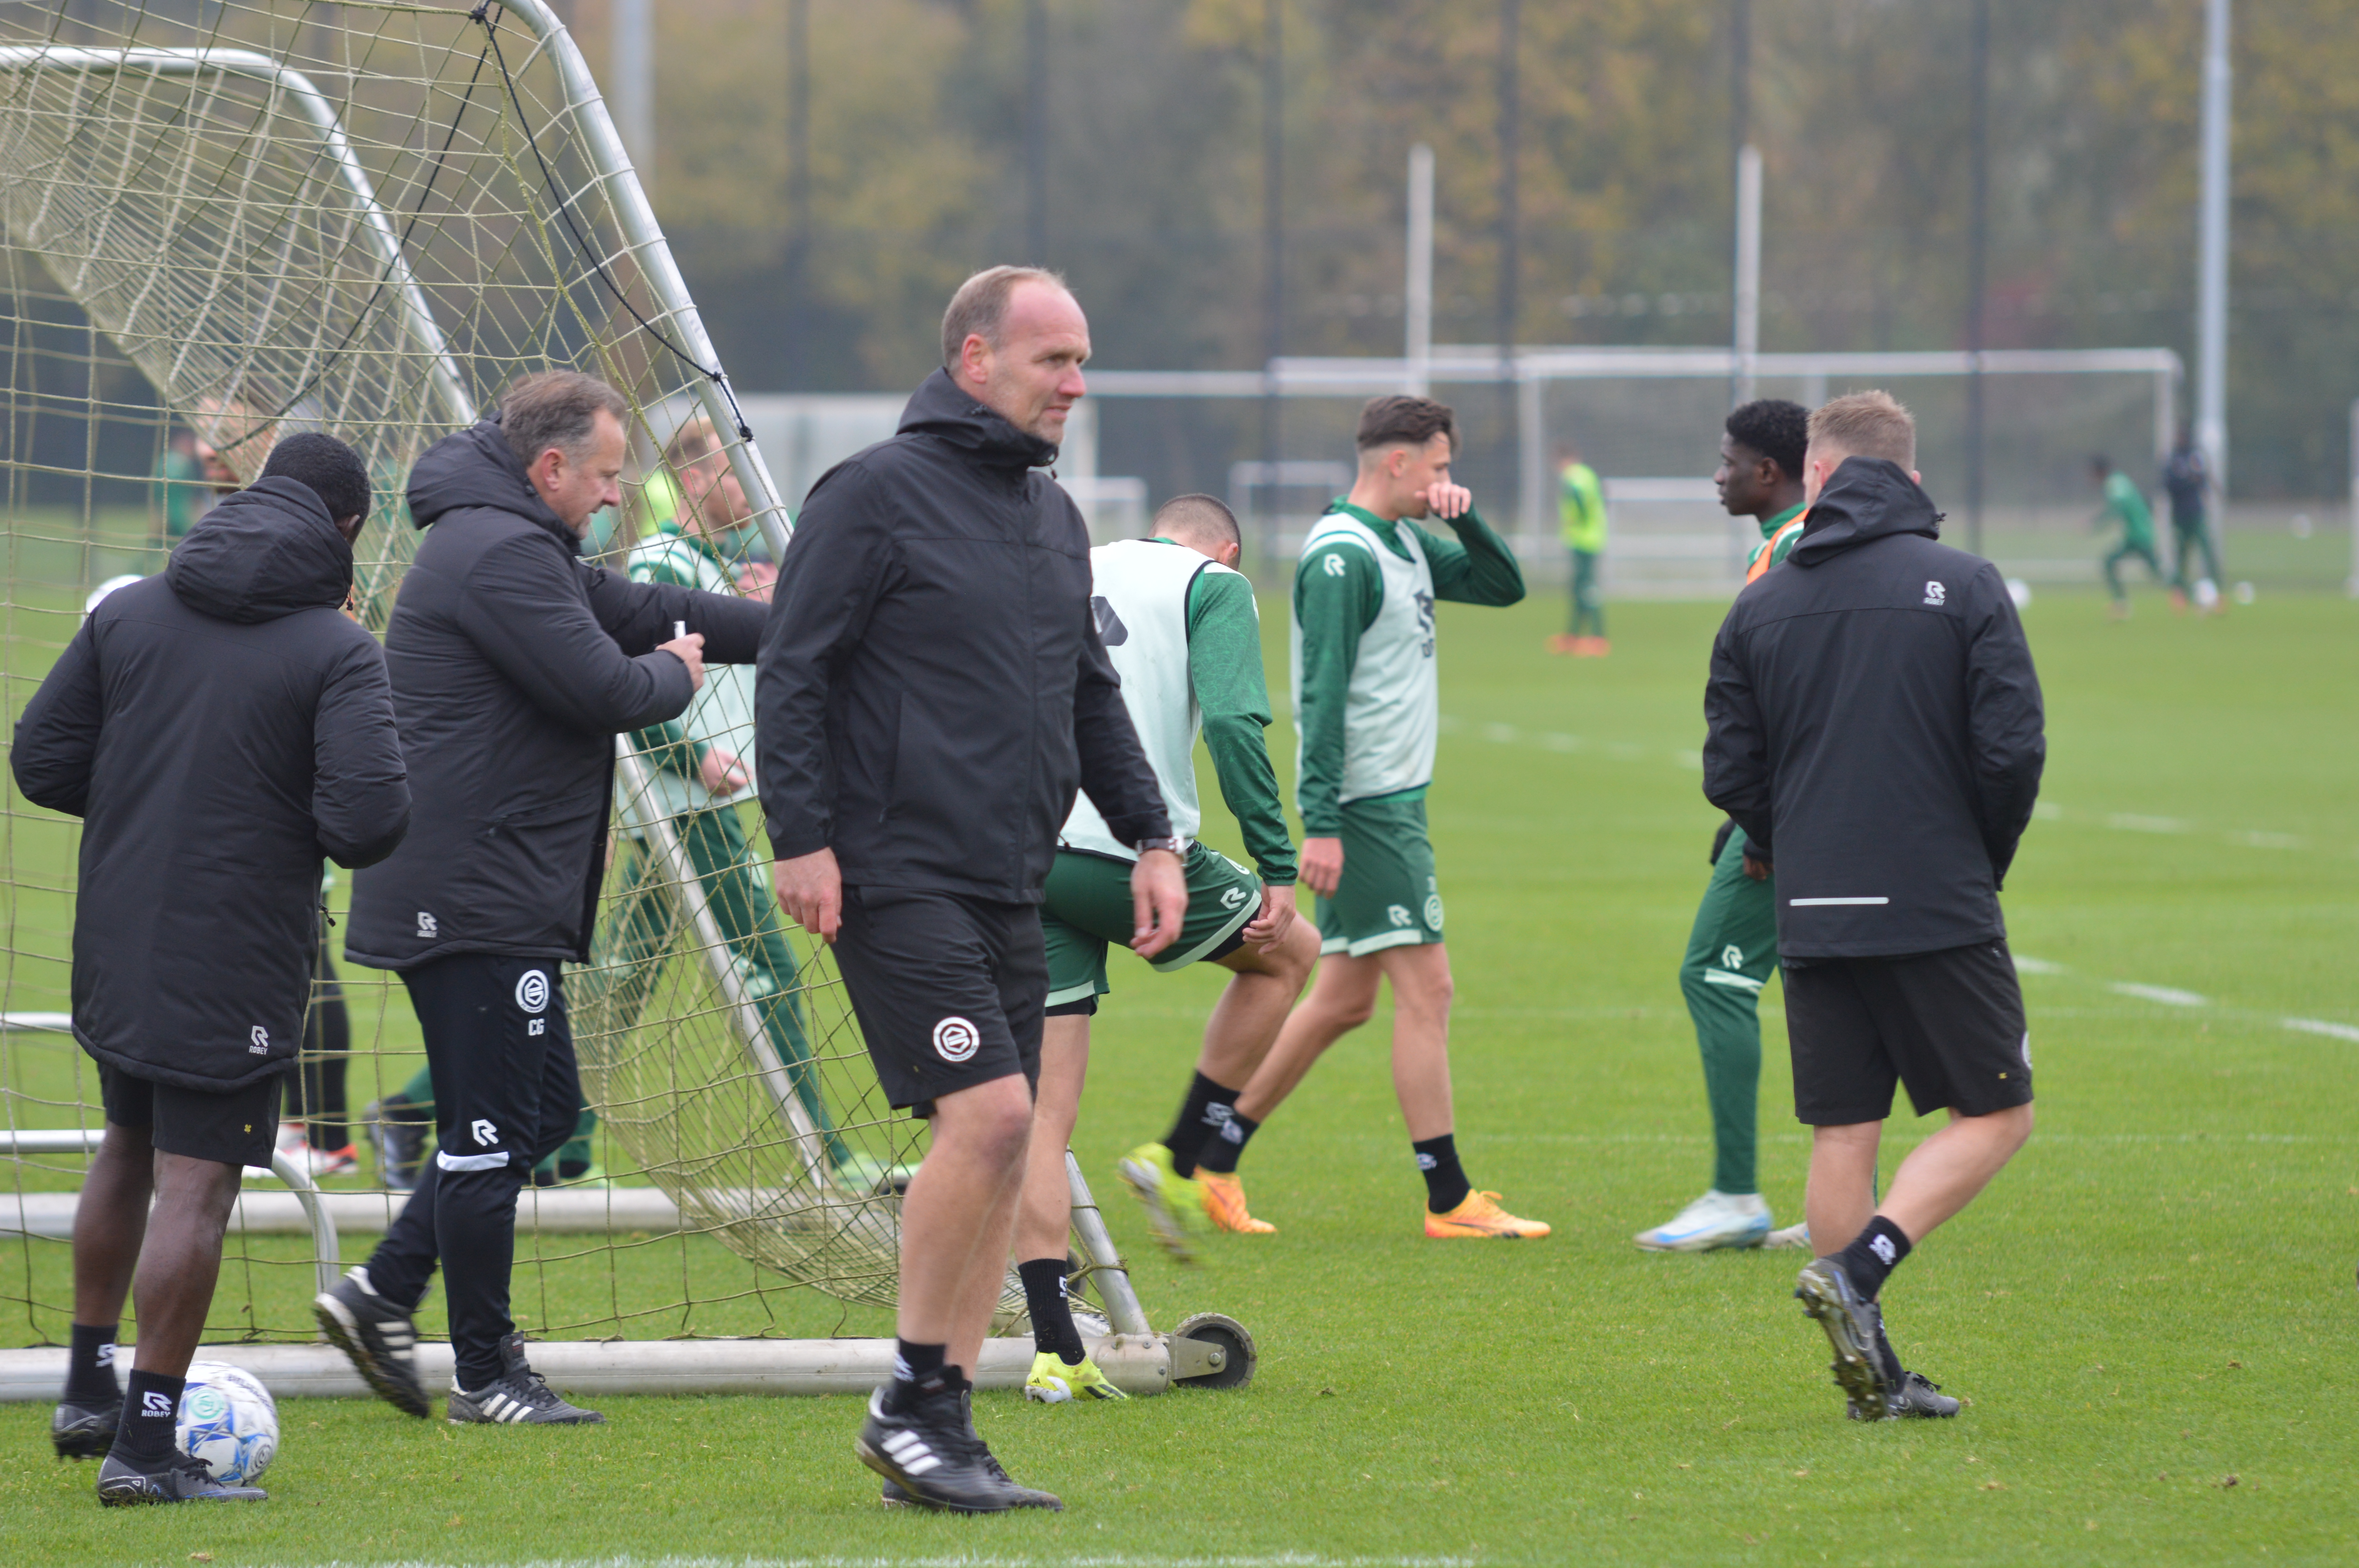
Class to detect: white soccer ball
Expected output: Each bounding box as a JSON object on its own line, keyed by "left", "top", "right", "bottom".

{"left": 2193, "top": 577, "right": 2220, "bottom": 610}
{"left": 177, "top": 1361, "right": 278, "bottom": 1485}
{"left": 2004, "top": 577, "right": 2033, "bottom": 611}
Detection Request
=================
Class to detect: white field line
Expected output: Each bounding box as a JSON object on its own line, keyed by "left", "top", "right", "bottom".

{"left": 1438, "top": 717, "right": 2338, "bottom": 856}
{"left": 2014, "top": 956, "right": 2354, "bottom": 1048}
{"left": 243, "top": 1558, "right": 1481, "bottom": 1568}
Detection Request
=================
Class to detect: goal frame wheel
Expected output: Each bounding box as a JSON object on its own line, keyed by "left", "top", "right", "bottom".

{"left": 1169, "top": 1311, "right": 1257, "bottom": 1390}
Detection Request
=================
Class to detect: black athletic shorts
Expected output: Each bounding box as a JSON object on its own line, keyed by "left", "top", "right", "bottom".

{"left": 833, "top": 885, "right": 1045, "bottom": 1117}
{"left": 1783, "top": 938, "right": 2034, "bottom": 1124}
{"left": 402, "top": 952, "right": 582, "bottom": 1178}
{"left": 97, "top": 1059, "right": 285, "bottom": 1169}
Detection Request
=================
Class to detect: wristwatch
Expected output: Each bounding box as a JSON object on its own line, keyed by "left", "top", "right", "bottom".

{"left": 1136, "top": 836, "right": 1185, "bottom": 857}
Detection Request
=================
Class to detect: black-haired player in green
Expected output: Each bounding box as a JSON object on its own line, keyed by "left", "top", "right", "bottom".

{"left": 1636, "top": 398, "right": 1816, "bottom": 1253}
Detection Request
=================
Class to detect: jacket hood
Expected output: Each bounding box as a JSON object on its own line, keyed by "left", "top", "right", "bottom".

{"left": 1789, "top": 457, "right": 1942, "bottom": 567}
{"left": 407, "top": 418, "right": 577, "bottom": 548}
{"left": 164, "top": 475, "right": 354, "bottom": 623}
{"left": 897, "top": 367, "right": 1061, "bottom": 470}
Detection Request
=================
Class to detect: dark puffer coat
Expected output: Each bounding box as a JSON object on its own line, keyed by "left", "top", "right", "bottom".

{"left": 12, "top": 477, "right": 410, "bottom": 1091}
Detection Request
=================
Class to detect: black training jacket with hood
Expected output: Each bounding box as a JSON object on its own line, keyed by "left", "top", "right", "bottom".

{"left": 1702, "top": 456, "right": 2046, "bottom": 961}
{"left": 344, "top": 419, "right": 766, "bottom": 971}
{"left": 12, "top": 478, "right": 410, "bottom": 1093}
{"left": 757, "top": 368, "right": 1169, "bottom": 901}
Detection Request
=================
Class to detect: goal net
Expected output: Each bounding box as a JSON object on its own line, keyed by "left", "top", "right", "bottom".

{"left": 0, "top": 0, "right": 996, "bottom": 1378}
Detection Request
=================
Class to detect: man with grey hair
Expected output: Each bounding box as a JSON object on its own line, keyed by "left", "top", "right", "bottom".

{"left": 760, "top": 267, "right": 1184, "bottom": 1512}
{"left": 319, "top": 370, "right": 768, "bottom": 1429}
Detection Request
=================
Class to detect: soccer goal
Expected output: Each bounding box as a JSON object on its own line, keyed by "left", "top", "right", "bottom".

{"left": 0, "top": 0, "right": 1247, "bottom": 1402}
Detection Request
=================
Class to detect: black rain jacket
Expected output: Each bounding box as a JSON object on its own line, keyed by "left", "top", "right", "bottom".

{"left": 1702, "top": 457, "right": 2045, "bottom": 960}
{"left": 757, "top": 369, "right": 1169, "bottom": 901}
{"left": 344, "top": 420, "right": 765, "bottom": 970}
{"left": 12, "top": 478, "right": 409, "bottom": 1091}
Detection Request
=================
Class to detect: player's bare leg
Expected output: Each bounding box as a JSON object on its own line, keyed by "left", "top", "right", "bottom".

{"left": 55, "top": 1122, "right": 153, "bottom": 1461}
{"left": 1232, "top": 952, "right": 1383, "bottom": 1122}
{"left": 898, "top": 1074, "right": 1034, "bottom": 1375}
{"left": 1013, "top": 1020, "right": 1087, "bottom": 1266}
{"left": 1174, "top": 917, "right": 1321, "bottom": 1234}
{"left": 1234, "top": 943, "right": 1545, "bottom": 1238}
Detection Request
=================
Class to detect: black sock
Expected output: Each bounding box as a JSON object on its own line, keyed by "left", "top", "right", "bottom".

{"left": 1195, "top": 1109, "right": 1260, "bottom": 1175}
{"left": 66, "top": 1322, "right": 120, "bottom": 1406}
{"left": 1832, "top": 1215, "right": 1913, "bottom": 1300}
{"left": 1413, "top": 1134, "right": 1472, "bottom": 1213}
{"left": 114, "top": 1369, "right": 184, "bottom": 1467}
{"left": 1017, "top": 1257, "right": 1085, "bottom": 1365}
{"left": 1164, "top": 1072, "right": 1240, "bottom": 1178}
{"left": 887, "top": 1339, "right": 968, "bottom": 1414}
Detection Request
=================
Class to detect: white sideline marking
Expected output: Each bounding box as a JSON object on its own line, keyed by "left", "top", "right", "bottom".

{"left": 2110, "top": 982, "right": 2208, "bottom": 1007}
{"left": 2011, "top": 955, "right": 2067, "bottom": 975}
{"left": 1479, "top": 721, "right": 1519, "bottom": 742}
{"left": 2104, "top": 813, "right": 2189, "bottom": 834}
{"left": 2283, "top": 1017, "right": 2359, "bottom": 1044}
{"left": 243, "top": 1557, "right": 1480, "bottom": 1568}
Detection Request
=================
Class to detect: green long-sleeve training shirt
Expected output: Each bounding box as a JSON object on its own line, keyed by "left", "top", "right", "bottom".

{"left": 1178, "top": 554, "right": 1298, "bottom": 885}
{"left": 1292, "top": 502, "right": 1525, "bottom": 835}
{"left": 2103, "top": 472, "right": 2155, "bottom": 548}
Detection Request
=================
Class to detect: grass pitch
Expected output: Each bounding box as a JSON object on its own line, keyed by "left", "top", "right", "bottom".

{"left": 4, "top": 583, "right": 2356, "bottom": 1566}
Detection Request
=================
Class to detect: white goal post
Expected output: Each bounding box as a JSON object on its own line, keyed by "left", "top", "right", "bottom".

{"left": 0, "top": 2, "right": 1248, "bottom": 1399}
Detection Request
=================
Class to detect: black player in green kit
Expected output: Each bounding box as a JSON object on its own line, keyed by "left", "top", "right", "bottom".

{"left": 1637, "top": 399, "right": 1816, "bottom": 1252}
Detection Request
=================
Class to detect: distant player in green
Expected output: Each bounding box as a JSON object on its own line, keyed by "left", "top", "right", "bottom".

{"left": 588, "top": 415, "right": 841, "bottom": 1165}
{"left": 1636, "top": 397, "right": 1816, "bottom": 1253}
{"left": 1549, "top": 445, "right": 1609, "bottom": 656}
{"left": 1216, "top": 395, "right": 1549, "bottom": 1239}
{"left": 1016, "top": 495, "right": 1317, "bottom": 1401}
{"left": 153, "top": 428, "right": 211, "bottom": 551}
{"left": 2092, "top": 454, "right": 2164, "bottom": 619}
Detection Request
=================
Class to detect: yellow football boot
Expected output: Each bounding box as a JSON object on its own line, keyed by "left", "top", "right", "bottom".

{"left": 1023, "top": 1351, "right": 1129, "bottom": 1403}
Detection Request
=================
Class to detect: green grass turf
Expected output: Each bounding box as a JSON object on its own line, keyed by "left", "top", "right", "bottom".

{"left": 4, "top": 583, "right": 2357, "bottom": 1564}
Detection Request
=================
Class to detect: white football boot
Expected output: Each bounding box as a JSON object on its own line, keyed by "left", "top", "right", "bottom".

{"left": 1633, "top": 1190, "right": 1772, "bottom": 1252}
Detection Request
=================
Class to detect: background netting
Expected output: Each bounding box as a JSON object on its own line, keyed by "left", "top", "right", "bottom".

{"left": 0, "top": 0, "right": 922, "bottom": 1350}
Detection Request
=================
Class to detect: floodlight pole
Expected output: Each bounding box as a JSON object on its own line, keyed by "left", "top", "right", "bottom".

{"left": 2194, "top": 0, "right": 2231, "bottom": 496}
{"left": 1964, "top": 0, "right": 1990, "bottom": 558}
{"left": 1733, "top": 145, "right": 1761, "bottom": 408}
{"left": 2348, "top": 397, "right": 2359, "bottom": 598}
{"left": 1406, "top": 143, "right": 1434, "bottom": 396}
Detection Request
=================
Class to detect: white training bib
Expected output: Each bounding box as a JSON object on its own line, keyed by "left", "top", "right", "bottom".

{"left": 1062, "top": 539, "right": 1240, "bottom": 861}
{"left": 624, "top": 529, "right": 758, "bottom": 823}
{"left": 1291, "top": 510, "right": 1439, "bottom": 806}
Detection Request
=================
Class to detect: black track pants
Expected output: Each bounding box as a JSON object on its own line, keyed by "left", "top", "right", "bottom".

{"left": 359, "top": 953, "right": 580, "bottom": 1390}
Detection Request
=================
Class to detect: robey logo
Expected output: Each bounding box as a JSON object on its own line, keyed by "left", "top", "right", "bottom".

{"left": 416, "top": 910, "right": 438, "bottom": 938}
{"left": 1721, "top": 944, "right": 1745, "bottom": 971}
{"left": 472, "top": 1118, "right": 500, "bottom": 1147}
{"left": 141, "top": 1391, "right": 173, "bottom": 1417}
{"left": 248, "top": 1025, "right": 270, "bottom": 1055}
{"left": 932, "top": 1017, "right": 980, "bottom": 1063}
{"left": 1923, "top": 580, "right": 1947, "bottom": 606}
{"left": 1221, "top": 884, "right": 1250, "bottom": 911}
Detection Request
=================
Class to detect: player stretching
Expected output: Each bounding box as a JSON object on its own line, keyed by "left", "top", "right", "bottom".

{"left": 1705, "top": 390, "right": 2043, "bottom": 1420}
{"left": 998, "top": 495, "right": 1317, "bottom": 1390}
{"left": 1638, "top": 397, "right": 1815, "bottom": 1253}
{"left": 1216, "top": 396, "right": 1547, "bottom": 1240}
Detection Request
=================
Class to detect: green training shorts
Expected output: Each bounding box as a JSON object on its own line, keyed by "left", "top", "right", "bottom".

{"left": 1315, "top": 793, "right": 1442, "bottom": 958}
{"left": 1040, "top": 843, "right": 1263, "bottom": 1006}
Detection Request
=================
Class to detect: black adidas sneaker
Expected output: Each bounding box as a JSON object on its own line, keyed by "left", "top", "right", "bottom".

{"left": 96, "top": 1450, "right": 266, "bottom": 1505}
{"left": 857, "top": 1384, "right": 1060, "bottom": 1513}
{"left": 53, "top": 1394, "right": 120, "bottom": 1459}
{"left": 314, "top": 1267, "right": 429, "bottom": 1417}
{"left": 446, "top": 1333, "right": 604, "bottom": 1425}
{"left": 878, "top": 1388, "right": 1056, "bottom": 1508}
